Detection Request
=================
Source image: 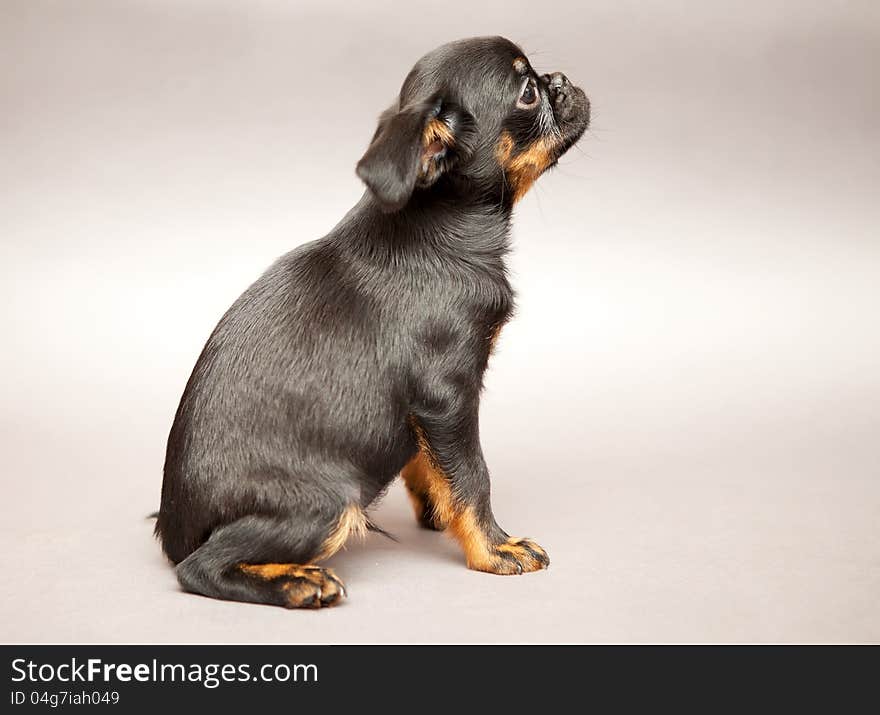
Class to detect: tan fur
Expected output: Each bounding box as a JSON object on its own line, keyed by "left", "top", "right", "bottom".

{"left": 488, "top": 323, "right": 504, "bottom": 354}
{"left": 239, "top": 563, "right": 299, "bottom": 580}
{"left": 495, "top": 130, "right": 557, "bottom": 202}
{"left": 423, "top": 117, "right": 455, "bottom": 148}
{"left": 403, "top": 416, "right": 547, "bottom": 574}
{"left": 236, "top": 563, "right": 346, "bottom": 606}
{"left": 402, "top": 479, "right": 430, "bottom": 522}
{"left": 401, "top": 419, "right": 458, "bottom": 528}
{"left": 314, "top": 504, "right": 368, "bottom": 562}
{"left": 401, "top": 450, "right": 492, "bottom": 565}
{"left": 418, "top": 118, "right": 456, "bottom": 185}
{"left": 447, "top": 505, "right": 495, "bottom": 569}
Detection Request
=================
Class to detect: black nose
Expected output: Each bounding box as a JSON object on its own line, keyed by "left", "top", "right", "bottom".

{"left": 542, "top": 72, "right": 570, "bottom": 98}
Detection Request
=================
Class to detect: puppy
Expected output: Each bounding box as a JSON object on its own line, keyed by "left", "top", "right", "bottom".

{"left": 156, "top": 36, "right": 590, "bottom": 608}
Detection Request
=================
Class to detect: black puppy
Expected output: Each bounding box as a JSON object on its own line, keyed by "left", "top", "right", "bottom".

{"left": 156, "top": 36, "right": 590, "bottom": 608}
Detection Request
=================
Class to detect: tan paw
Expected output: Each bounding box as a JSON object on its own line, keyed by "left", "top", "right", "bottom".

{"left": 239, "top": 563, "right": 347, "bottom": 608}
{"left": 471, "top": 537, "right": 550, "bottom": 575}
{"left": 280, "top": 565, "right": 346, "bottom": 608}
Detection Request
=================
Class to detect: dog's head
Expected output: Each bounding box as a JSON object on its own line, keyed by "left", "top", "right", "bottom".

{"left": 356, "top": 36, "right": 590, "bottom": 212}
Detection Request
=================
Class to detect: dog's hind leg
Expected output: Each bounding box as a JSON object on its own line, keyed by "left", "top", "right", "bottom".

{"left": 175, "top": 505, "right": 366, "bottom": 609}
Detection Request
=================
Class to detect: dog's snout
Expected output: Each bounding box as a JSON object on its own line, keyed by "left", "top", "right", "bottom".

{"left": 541, "top": 70, "right": 588, "bottom": 128}
{"left": 549, "top": 72, "right": 569, "bottom": 91}
{"left": 542, "top": 72, "right": 570, "bottom": 98}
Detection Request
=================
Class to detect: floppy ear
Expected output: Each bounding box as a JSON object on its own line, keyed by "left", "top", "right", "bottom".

{"left": 356, "top": 94, "right": 474, "bottom": 212}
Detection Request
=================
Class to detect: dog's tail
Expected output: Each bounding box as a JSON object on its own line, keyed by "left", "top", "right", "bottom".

{"left": 365, "top": 517, "right": 398, "bottom": 542}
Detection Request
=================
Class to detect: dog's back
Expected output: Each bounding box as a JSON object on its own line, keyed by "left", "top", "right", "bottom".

{"left": 156, "top": 235, "right": 415, "bottom": 565}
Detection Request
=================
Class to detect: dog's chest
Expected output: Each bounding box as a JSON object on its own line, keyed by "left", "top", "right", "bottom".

{"left": 402, "top": 254, "right": 514, "bottom": 356}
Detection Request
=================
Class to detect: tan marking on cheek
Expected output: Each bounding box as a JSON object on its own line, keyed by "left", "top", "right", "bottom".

{"left": 495, "top": 131, "right": 515, "bottom": 165}
{"left": 495, "top": 130, "right": 558, "bottom": 202}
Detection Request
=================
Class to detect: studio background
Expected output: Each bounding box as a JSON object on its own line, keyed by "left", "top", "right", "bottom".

{"left": 2, "top": 0, "right": 878, "bottom": 643}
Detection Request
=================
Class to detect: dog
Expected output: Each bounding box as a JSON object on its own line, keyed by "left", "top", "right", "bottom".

{"left": 155, "top": 36, "right": 590, "bottom": 608}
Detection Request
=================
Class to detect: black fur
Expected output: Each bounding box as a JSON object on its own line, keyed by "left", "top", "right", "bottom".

{"left": 155, "top": 36, "right": 590, "bottom": 608}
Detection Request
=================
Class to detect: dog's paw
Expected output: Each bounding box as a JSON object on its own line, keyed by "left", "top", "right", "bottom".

{"left": 237, "top": 563, "right": 347, "bottom": 608}
{"left": 276, "top": 566, "right": 347, "bottom": 608}
{"left": 471, "top": 537, "right": 550, "bottom": 575}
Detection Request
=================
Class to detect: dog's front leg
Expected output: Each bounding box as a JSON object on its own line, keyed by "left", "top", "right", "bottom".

{"left": 402, "top": 401, "right": 549, "bottom": 575}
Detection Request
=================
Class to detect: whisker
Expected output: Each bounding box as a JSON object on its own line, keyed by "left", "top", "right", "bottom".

{"left": 551, "top": 165, "right": 592, "bottom": 181}
{"left": 531, "top": 180, "right": 547, "bottom": 221}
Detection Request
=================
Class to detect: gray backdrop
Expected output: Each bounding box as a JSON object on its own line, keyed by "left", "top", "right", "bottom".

{"left": 2, "top": 0, "right": 878, "bottom": 643}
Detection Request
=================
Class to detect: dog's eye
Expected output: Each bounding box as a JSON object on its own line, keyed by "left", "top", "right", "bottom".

{"left": 517, "top": 79, "right": 539, "bottom": 109}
